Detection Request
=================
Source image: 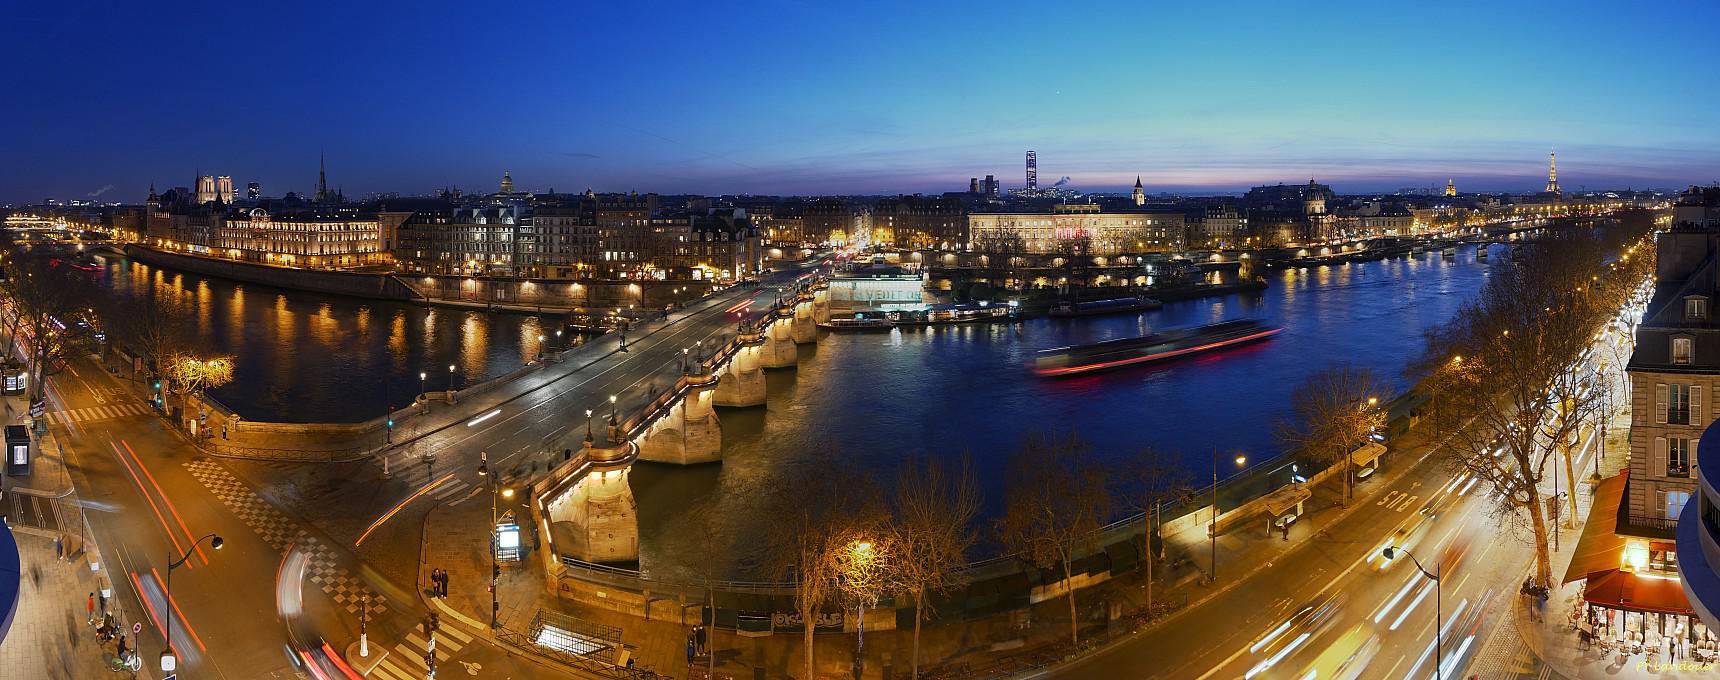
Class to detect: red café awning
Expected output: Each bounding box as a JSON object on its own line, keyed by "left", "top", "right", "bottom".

{"left": 1562, "top": 470, "right": 1628, "bottom": 584}
{"left": 1584, "top": 568, "right": 1693, "bottom": 615}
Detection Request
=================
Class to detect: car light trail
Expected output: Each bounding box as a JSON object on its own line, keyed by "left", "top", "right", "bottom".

{"left": 321, "top": 641, "right": 363, "bottom": 680}
{"left": 152, "top": 566, "right": 208, "bottom": 652}
{"left": 1458, "top": 476, "right": 1479, "bottom": 496}
{"left": 1388, "top": 582, "right": 1433, "bottom": 631}
{"left": 1401, "top": 598, "right": 1469, "bottom": 680}
{"left": 1250, "top": 617, "right": 1296, "bottom": 653}
{"left": 467, "top": 409, "right": 501, "bottom": 426}
{"left": 1245, "top": 632, "right": 1310, "bottom": 679}
{"left": 123, "top": 440, "right": 210, "bottom": 566}
{"left": 356, "top": 472, "right": 454, "bottom": 546}
{"left": 300, "top": 651, "right": 334, "bottom": 680}
{"left": 110, "top": 441, "right": 189, "bottom": 567}
{"left": 1374, "top": 575, "right": 1419, "bottom": 624}
{"left": 1436, "top": 635, "right": 1476, "bottom": 680}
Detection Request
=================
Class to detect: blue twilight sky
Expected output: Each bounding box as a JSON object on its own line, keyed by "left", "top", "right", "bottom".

{"left": 3, "top": 0, "right": 1718, "bottom": 203}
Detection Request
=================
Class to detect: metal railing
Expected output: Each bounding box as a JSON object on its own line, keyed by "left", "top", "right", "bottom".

{"left": 1625, "top": 514, "right": 1679, "bottom": 534}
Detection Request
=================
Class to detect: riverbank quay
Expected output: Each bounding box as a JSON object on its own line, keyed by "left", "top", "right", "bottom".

{"left": 123, "top": 243, "right": 738, "bottom": 314}
{"left": 415, "top": 408, "right": 1450, "bottom": 679}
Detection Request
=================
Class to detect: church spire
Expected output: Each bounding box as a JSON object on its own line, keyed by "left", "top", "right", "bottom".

{"left": 316, "top": 153, "right": 329, "bottom": 203}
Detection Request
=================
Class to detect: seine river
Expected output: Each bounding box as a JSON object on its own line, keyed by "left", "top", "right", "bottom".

{"left": 86, "top": 246, "right": 1498, "bottom": 575}
{"left": 631, "top": 246, "right": 1499, "bottom": 576}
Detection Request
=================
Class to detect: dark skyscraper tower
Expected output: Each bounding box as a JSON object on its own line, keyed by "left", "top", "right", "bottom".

{"left": 1025, "top": 150, "right": 1038, "bottom": 190}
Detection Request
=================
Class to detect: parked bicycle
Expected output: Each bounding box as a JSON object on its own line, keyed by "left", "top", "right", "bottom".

{"left": 108, "top": 648, "right": 142, "bottom": 673}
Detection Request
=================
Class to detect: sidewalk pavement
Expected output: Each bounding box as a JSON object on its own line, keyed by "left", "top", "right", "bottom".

{"left": 0, "top": 526, "right": 140, "bottom": 679}
{"left": 415, "top": 412, "right": 1455, "bottom": 679}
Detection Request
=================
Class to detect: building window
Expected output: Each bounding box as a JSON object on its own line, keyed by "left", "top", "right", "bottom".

{"left": 1688, "top": 298, "right": 1708, "bottom": 320}
{"left": 1669, "top": 384, "right": 1692, "bottom": 424}
{"left": 1669, "top": 438, "right": 1692, "bottom": 477}
{"left": 1650, "top": 545, "right": 1680, "bottom": 572}
{"left": 1667, "top": 490, "right": 1692, "bottom": 522}
{"left": 1673, "top": 337, "right": 1694, "bottom": 365}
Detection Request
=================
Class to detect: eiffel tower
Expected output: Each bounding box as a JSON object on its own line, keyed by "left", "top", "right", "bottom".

{"left": 1544, "top": 150, "right": 1561, "bottom": 194}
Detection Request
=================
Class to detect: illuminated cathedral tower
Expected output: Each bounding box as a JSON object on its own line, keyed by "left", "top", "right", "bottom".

{"left": 1445, "top": 179, "right": 1457, "bottom": 197}
{"left": 1132, "top": 176, "right": 1145, "bottom": 206}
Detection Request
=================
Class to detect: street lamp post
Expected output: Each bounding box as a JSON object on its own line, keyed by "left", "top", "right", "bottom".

{"left": 419, "top": 371, "right": 427, "bottom": 413}
{"left": 447, "top": 364, "right": 457, "bottom": 404}
{"left": 1384, "top": 546, "right": 1441, "bottom": 679}
{"left": 163, "top": 533, "right": 224, "bottom": 672}
{"left": 584, "top": 409, "right": 594, "bottom": 444}
{"left": 477, "top": 453, "right": 501, "bottom": 629}
{"left": 1211, "top": 449, "right": 1245, "bottom": 582}
{"left": 608, "top": 394, "right": 618, "bottom": 426}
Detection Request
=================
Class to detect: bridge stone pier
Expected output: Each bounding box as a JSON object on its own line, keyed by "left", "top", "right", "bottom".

{"left": 712, "top": 333, "right": 767, "bottom": 407}
{"left": 536, "top": 441, "right": 640, "bottom": 564}
{"left": 632, "top": 378, "right": 722, "bottom": 465}
{"left": 812, "top": 286, "right": 831, "bottom": 323}
{"left": 761, "top": 313, "right": 799, "bottom": 368}
{"left": 790, "top": 299, "right": 817, "bottom": 344}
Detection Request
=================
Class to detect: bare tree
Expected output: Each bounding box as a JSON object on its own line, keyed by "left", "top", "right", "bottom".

{"left": 0, "top": 254, "right": 87, "bottom": 403}
{"left": 765, "top": 460, "right": 886, "bottom": 680}
{"left": 889, "top": 453, "right": 981, "bottom": 678}
{"left": 1275, "top": 364, "right": 1386, "bottom": 505}
{"left": 997, "top": 431, "right": 1111, "bottom": 645}
{"left": 1110, "top": 447, "right": 1193, "bottom": 614}
{"left": 1425, "top": 231, "right": 1622, "bottom": 588}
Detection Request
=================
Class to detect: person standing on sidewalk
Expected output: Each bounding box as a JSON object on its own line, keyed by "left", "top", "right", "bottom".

{"left": 86, "top": 592, "right": 95, "bottom": 623}
{"left": 686, "top": 635, "right": 696, "bottom": 666}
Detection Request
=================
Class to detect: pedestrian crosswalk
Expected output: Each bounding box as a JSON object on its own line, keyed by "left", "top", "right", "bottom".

{"left": 47, "top": 402, "right": 151, "bottom": 425}
{"left": 366, "top": 614, "right": 476, "bottom": 680}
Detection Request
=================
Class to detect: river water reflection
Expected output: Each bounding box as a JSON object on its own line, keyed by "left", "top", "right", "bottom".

{"left": 632, "top": 245, "right": 1499, "bottom": 577}
{"left": 89, "top": 253, "right": 553, "bottom": 423}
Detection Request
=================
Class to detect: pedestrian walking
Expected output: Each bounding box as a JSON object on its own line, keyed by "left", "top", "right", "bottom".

{"left": 1280, "top": 523, "right": 1290, "bottom": 541}
{"left": 695, "top": 624, "right": 707, "bottom": 655}
{"left": 115, "top": 634, "right": 127, "bottom": 658}
{"left": 55, "top": 536, "right": 63, "bottom": 560}
{"left": 686, "top": 635, "right": 696, "bottom": 665}
{"left": 439, "top": 569, "right": 449, "bottom": 598}
{"left": 86, "top": 592, "right": 95, "bottom": 623}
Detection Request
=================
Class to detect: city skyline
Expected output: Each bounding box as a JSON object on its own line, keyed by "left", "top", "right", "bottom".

{"left": 5, "top": 1, "right": 1719, "bottom": 202}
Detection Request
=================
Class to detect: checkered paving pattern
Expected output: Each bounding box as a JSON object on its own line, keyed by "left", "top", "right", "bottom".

{"left": 182, "top": 457, "right": 388, "bottom": 615}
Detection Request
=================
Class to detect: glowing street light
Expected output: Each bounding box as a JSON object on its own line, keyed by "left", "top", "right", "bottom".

{"left": 1211, "top": 450, "right": 1246, "bottom": 583}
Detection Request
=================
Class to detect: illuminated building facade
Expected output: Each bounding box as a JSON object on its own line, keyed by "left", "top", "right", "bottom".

{"left": 211, "top": 207, "right": 386, "bottom": 267}
{"left": 871, "top": 196, "right": 966, "bottom": 250}
{"left": 394, "top": 207, "right": 520, "bottom": 276}
{"left": 966, "top": 204, "right": 1185, "bottom": 254}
